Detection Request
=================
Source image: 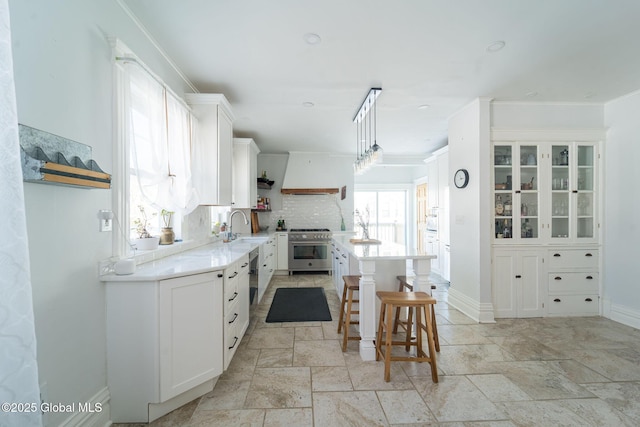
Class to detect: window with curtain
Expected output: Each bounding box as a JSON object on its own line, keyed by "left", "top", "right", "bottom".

{"left": 118, "top": 55, "right": 198, "bottom": 243}
{"left": 354, "top": 190, "right": 407, "bottom": 244}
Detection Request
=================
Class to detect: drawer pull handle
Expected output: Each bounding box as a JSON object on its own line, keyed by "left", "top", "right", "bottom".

{"left": 228, "top": 292, "right": 238, "bottom": 302}
{"left": 553, "top": 298, "right": 562, "bottom": 302}
{"left": 585, "top": 298, "right": 593, "bottom": 302}
{"left": 228, "top": 336, "right": 238, "bottom": 350}
{"left": 241, "top": 262, "right": 249, "bottom": 268}
{"left": 586, "top": 275, "right": 593, "bottom": 280}
{"left": 228, "top": 271, "right": 238, "bottom": 279}
{"left": 228, "top": 313, "right": 238, "bottom": 324}
{"left": 515, "top": 275, "right": 522, "bottom": 278}
{"left": 554, "top": 276, "right": 562, "bottom": 280}
{"left": 217, "top": 273, "right": 224, "bottom": 278}
{"left": 585, "top": 253, "right": 593, "bottom": 257}
{"left": 553, "top": 253, "right": 561, "bottom": 257}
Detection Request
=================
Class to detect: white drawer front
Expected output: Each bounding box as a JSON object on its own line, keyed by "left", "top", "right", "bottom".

{"left": 225, "top": 284, "right": 240, "bottom": 312}
{"left": 547, "top": 294, "right": 599, "bottom": 315}
{"left": 225, "top": 303, "right": 241, "bottom": 328}
{"left": 548, "top": 272, "right": 598, "bottom": 294}
{"left": 224, "top": 321, "right": 241, "bottom": 365}
{"left": 548, "top": 249, "right": 598, "bottom": 269}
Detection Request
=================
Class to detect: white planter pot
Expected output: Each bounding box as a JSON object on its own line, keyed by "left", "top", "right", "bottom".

{"left": 133, "top": 237, "right": 160, "bottom": 251}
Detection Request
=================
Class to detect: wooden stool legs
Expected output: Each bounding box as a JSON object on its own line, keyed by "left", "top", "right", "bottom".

{"left": 394, "top": 276, "right": 440, "bottom": 352}
{"left": 375, "top": 291, "right": 438, "bottom": 383}
{"left": 338, "top": 276, "right": 360, "bottom": 352}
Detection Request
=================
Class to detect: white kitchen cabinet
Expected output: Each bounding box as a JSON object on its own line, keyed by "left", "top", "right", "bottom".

{"left": 224, "top": 255, "right": 249, "bottom": 368}
{"left": 258, "top": 237, "right": 276, "bottom": 302}
{"left": 106, "top": 271, "right": 223, "bottom": 423}
{"left": 546, "top": 248, "right": 599, "bottom": 316}
{"left": 186, "top": 93, "right": 234, "bottom": 206}
{"left": 276, "top": 232, "right": 288, "bottom": 271}
{"left": 493, "top": 249, "right": 544, "bottom": 318}
{"left": 233, "top": 138, "right": 259, "bottom": 209}
{"left": 423, "top": 146, "right": 449, "bottom": 277}
{"left": 493, "top": 141, "right": 600, "bottom": 244}
{"left": 331, "top": 238, "right": 361, "bottom": 298}
{"left": 491, "top": 135, "right": 601, "bottom": 319}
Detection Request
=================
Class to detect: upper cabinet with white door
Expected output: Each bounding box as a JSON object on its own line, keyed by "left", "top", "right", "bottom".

{"left": 233, "top": 138, "right": 260, "bottom": 209}
{"left": 186, "top": 94, "right": 234, "bottom": 206}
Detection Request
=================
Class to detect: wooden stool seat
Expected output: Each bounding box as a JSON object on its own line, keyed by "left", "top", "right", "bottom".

{"left": 376, "top": 291, "right": 438, "bottom": 383}
{"left": 394, "top": 276, "right": 440, "bottom": 352}
{"left": 338, "top": 275, "right": 361, "bottom": 351}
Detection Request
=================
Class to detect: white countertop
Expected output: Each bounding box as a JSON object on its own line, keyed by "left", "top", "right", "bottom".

{"left": 101, "top": 238, "right": 267, "bottom": 282}
{"left": 332, "top": 235, "right": 437, "bottom": 261}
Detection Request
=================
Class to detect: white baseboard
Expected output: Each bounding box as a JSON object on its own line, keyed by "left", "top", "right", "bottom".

{"left": 603, "top": 297, "right": 640, "bottom": 330}
{"left": 58, "top": 387, "right": 110, "bottom": 427}
{"left": 447, "top": 288, "right": 496, "bottom": 323}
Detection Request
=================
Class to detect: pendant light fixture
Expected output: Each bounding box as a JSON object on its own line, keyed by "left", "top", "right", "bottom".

{"left": 353, "top": 88, "right": 382, "bottom": 175}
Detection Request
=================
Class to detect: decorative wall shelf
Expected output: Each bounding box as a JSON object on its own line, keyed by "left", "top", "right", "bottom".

{"left": 257, "top": 178, "right": 274, "bottom": 189}
{"left": 19, "top": 124, "right": 111, "bottom": 189}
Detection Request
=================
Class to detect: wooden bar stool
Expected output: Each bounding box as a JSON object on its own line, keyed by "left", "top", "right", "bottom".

{"left": 394, "top": 275, "right": 440, "bottom": 352}
{"left": 376, "top": 291, "right": 438, "bottom": 383}
{"left": 337, "top": 275, "right": 361, "bottom": 352}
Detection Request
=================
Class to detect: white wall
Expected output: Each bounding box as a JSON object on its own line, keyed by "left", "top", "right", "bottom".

{"left": 447, "top": 98, "right": 493, "bottom": 321}
{"left": 9, "top": 1, "right": 196, "bottom": 425}
{"left": 603, "top": 90, "right": 640, "bottom": 328}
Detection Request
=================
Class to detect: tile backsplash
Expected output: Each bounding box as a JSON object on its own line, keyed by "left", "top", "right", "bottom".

{"left": 261, "top": 194, "right": 352, "bottom": 231}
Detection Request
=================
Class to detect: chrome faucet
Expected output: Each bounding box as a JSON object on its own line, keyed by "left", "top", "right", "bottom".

{"left": 228, "top": 209, "right": 249, "bottom": 241}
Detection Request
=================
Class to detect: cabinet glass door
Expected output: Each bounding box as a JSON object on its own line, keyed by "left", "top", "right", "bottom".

{"left": 576, "top": 145, "right": 595, "bottom": 238}
{"left": 519, "top": 145, "right": 539, "bottom": 239}
{"left": 550, "top": 145, "right": 570, "bottom": 239}
{"left": 494, "top": 145, "right": 513, "bottom": 239}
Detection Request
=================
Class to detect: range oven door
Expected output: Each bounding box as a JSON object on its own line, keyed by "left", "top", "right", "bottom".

{"left": 288, "top": 241, "right": 331, "bottom": 271}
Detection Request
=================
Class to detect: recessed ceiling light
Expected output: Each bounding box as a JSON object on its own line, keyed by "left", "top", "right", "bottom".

{"left": 418, "top": 104, "right": 430, "bottom": 110}
{"left": 302, "top": 101, "right": 314, "bottom": 107}
{"left": 303, "top": 33, "right": 321, "bottom": 45}
{"left": 525, "top": 91, "right": 538, "bottom": 98}
{"left": 486, "top": 40, "right": 506, "bottom": 53}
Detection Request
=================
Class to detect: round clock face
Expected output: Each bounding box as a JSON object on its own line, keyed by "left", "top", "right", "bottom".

{"left": 454, "top": 168, "right": 469, "bottom": 188}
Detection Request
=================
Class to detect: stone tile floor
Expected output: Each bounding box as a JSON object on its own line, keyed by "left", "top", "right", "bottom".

{"left": 114, "top": 273, "right": 640, "bottom": 426}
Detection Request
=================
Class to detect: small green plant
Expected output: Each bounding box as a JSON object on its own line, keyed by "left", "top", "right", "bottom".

{"left": 161, "top": 209, "right": 174, "bottom": 228}
{"left": 134, "top": 205, "right": 157, "bottom": 238}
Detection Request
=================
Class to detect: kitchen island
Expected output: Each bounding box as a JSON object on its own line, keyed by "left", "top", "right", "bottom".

{"left": 331, "top": 235, "right": 437, "bottom": 361}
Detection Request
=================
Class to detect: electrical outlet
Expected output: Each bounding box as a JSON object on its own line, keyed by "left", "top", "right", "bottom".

{"left": 100, "top": 218, "right": 113, "bottom": 232}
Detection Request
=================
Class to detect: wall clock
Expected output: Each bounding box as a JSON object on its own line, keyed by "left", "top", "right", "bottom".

{"left": 454, "top": 168, "right": 469, "bottom": 188}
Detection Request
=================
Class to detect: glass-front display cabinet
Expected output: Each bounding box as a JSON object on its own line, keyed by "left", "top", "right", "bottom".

{"left": 493, "top": 141, "right": 598, "bottom": 244}
{"left": 550, "top": 143, "right": 596, "bottom": 241}
{"left": 493, "top": 143, "right": 540, "bottom": 242}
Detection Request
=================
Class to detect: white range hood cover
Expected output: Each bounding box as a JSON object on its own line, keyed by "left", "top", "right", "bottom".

{"left": 280, "top": 152, "right": 340, "bottom": 195}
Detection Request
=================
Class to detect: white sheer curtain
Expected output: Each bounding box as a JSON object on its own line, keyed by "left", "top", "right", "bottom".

{"left": 124, "top": 61, "right": 198, "bottom": 216}
{"left": 0, "top": 1, "right": 42, "bottom": 426}
{"left": 163, "top": 92, "right": 198, "bottom": 213}
{"left": 126, "top": 63, "right": 168, "bottom": 210}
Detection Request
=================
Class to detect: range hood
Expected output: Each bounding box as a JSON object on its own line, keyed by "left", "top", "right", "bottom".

{"left": 280, "top": 152, "right": 340, "bottom": 195}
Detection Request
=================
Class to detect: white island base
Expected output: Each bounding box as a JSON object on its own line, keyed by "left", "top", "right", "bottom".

{"left": 331, "top": 236, "right": 436, "bottom": 361}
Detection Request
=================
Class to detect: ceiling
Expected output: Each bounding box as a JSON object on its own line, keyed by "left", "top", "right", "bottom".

{"left": 122, "top": 0, "right": 640, "bottom": 158}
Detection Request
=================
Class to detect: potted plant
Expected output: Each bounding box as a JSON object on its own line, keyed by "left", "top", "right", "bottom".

{"left": 133, "top": 205, "right": 160, "bottom": 250}
{"left": 159, "top": 209, "right": 175, "bottom": 245}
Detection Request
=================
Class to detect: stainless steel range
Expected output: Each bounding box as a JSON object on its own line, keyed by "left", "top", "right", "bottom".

{"left": 288, "top": 228, "right": 332, "bottom": 273}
